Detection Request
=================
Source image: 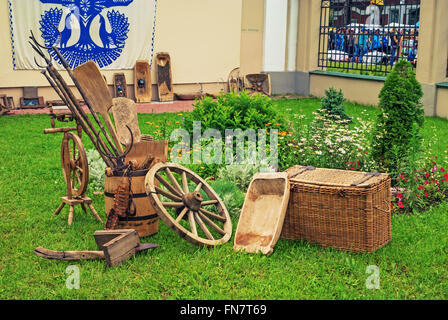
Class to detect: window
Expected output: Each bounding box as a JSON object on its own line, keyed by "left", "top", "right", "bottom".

{"left": 389, "top": 9, "right": 399, "bottom": 24}
{"left": 318, "top": 0, "right": 421, "bottom": 75}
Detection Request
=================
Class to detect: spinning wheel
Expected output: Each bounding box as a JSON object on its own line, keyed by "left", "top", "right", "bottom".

{"left": 61, "top": 132, "right": 89, "bottom": 198}
{"left": 227, "top": 67, "right": 244, "bottom": 94}
{"left": 53, "top": 132, "right": 103, "bottom": 226}
{"left": 145, "top": 163, "right": 232, "bottom": 247}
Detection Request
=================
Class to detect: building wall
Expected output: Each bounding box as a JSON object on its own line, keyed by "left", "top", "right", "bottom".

{"left": 240, "top": 0, "right": 264, "bottom": 75}
{"left": 309, "top": 73, "right": 384, "bottom": 106}
{"left": 436, "top": 86, "right": 448, "bottom": 119}
{"left": 0, "top": 0, "right": 242, "bottom": 103}
{"left": 263, "top": 0, "right": 448, "bottom": 119}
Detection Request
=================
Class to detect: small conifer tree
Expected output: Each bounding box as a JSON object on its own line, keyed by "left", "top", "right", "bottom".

{"left": 318, "top": 87, "right": 351, "bottom": 121}
{"left": 372, "top": 60, "right": 424, "bottom": 175}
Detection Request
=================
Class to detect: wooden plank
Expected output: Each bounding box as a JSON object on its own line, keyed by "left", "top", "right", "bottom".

{"left": 156, "top": 52, "right": 174, "bottom": 102}
{"left": 94, "top": 229, "right": 135, "bottom": 250}
{"left": 73, "top": 61, "right": 124, "bottom": 154}
{"left": 124, "top": 140, "right": 168, "bottom": 170}
{"left": 134, "top": 60, "right": 152, "bottom": 103}
{"left": 102, "top": 230, "right": 140, "bottom": 267}
{"left": 113, "top": 73, "right": 128, "bottom": 98}
{"left": 111, "top": 97, "right": 141, "bottom": 145}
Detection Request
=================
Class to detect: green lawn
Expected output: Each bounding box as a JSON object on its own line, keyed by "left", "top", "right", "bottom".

{"left": 1, "top": 98, "right": 448, "bottom": 299}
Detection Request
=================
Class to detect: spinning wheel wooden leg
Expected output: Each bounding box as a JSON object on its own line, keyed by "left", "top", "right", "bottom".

{"left": 88, "top": 203, "right": 103, "bottom": 224}
{"left": 54, "top": 202, "right": 66, "bottom": 216}
{"left": 68, "top": 205, "right": 74, "bottom": 227}
{"left": 81, "top": 203, "right": 87, "bottom": 213}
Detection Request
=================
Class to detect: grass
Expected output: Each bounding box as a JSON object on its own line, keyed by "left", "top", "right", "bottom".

{"left": 0, "top": 98, "right": 448, "bottom": 299}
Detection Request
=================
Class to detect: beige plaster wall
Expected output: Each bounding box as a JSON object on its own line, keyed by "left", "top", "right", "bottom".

{"left": 309, "top": 74, "right": 383, "bottom": 106}
{"left": 0, "top": 0, "right": 242, "bottom": 103}
{"left": 240, "top": 0, "right": 264, "bottom": 75}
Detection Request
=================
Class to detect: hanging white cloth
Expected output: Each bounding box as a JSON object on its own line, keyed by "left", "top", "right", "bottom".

{"left": 8, "top": 0, "right": 156, "bottom": 70}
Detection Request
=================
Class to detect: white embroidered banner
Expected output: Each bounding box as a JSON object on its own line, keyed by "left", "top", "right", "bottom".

{"left": 8, "top": 0, "right": 156, "bottom": 70}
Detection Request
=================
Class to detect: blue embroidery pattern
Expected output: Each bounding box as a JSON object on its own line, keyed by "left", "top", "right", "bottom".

{"left": 39, "top": 0, "right": 133, "bottom": 68}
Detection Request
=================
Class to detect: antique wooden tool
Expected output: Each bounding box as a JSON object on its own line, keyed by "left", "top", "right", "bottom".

{"left": 145, "top": 162, "right": 232, "bottom": 247}
{"left": 53, "top": 132, "right": 103, "bottom": 226}
{"left": 227, "top": 67, "right": 244, "bottom": 93}
{"left": 156, "top": 52, "right": 174, "bottom": 102}
{"left": 111, "top": 97, "right": 142, "bottom": 146}
{"left": 73, "top": 61, "right": 124, "bottom": 154}
{"left": 42, "top": 100, "right": 102, "bottom": 226}
{"left": 34, "top": 229, "right": 158, "bottom": 267}
{"left": 134, "top": 60, "right": 152, "bottom": 103}
{"left": 245, "top": 73, "right": 271, "bottom": 96}
{"left": 29, "top": 29, "right": 120, "bottom": 169}
{"left": 233, "top": 172, "right": 289, "bottom": 255}
{"left": 113, "top": 73, "right": 128, "bottom": 98}
{"left": 30, "top": 35, "right": 118, "bottom": 167}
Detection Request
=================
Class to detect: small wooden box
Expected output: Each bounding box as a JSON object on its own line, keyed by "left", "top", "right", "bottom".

{"left": 282, "top": 166, "right": 391, "bottom": 253}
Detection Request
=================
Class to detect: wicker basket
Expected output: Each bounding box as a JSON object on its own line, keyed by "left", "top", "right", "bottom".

{"left": 282, "top": 165, "right": 391, "bottom": 253}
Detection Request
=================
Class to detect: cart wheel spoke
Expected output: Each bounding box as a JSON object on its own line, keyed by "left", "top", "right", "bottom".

{"left": 194, "top": 211, "right": 214, "bottom": 240}
{"left": 155, "top": 186, "right": 182, "bottom": 202}
{"left": 187, "top": 210, "right": 198, "bottom": 236}
{"left": 194, "top": 182, "right": 203, "bottom": 193}
{"left": 175, "top": 207, "right": 189, "bottom": 223}
{"left": 155, "top": 173, "right": 183, "bottom": 198}
{"left": 161, "top": 202, "right": 184, "bottom": 208}
{"left": 199, "top": 208, "right": 226, "bottom": 223}
{"left": 197, "top": 211, "right": 226, "bottom": 236}
{"left": 181, "top": 171, "right": 189, "bottom": 193}
{"left": 165, "top": 167, "right": 184, "bottom": 195}
{"left": 201, "top": 200, "right": 218, "bottom": 206}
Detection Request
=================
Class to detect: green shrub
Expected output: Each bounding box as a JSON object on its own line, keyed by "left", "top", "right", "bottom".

{"left": 318, "top": 87, "right": 351, "bottom": 121}
{"left": 184, "top": 90, "right": 286, "bottom": 135}
{"left": 372, "top": 60, "right": 424, "bottom": 176}
{"left": 183, "top": 91, "right": 286, "bottom": 176}
{"left": 210, "top": 180, "right": 246, "bottom": 216}
{"left": 216, "top": 159, "right": 272, "bottom": 191}
{"left": 86, "top": 149, "right": 107, "bottom": 193}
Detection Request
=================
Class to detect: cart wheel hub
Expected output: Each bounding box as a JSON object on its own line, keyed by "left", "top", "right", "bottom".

{"left": 183, "top": 191, "right": 204, "bottom": 211}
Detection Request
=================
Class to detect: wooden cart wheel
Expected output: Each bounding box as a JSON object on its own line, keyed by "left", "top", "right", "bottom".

{"left": 145, "top": 162, "right": 232, "bottom": 247}
{"left": 61, "top": 132, "right": 89, "bottom": 198}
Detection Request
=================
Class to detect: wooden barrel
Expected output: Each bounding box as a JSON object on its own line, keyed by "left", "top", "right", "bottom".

{"left": 105, "top": 169, "right": 158, "bottom": 238}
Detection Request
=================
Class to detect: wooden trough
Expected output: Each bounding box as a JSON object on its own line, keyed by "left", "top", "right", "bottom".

{"left": 234, "top": 172, "right": 290, "bottom": 255}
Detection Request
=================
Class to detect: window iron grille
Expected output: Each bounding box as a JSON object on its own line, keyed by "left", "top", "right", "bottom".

{"left": 318, "top": 0, "right": 420, "bottom": 76}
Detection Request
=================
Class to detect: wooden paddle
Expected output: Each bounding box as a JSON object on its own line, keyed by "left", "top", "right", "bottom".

{"left": 73, "top": 61, "right": 124, "bottom": 154}
{"left": 111, "top": 97, "right": 141, "bottom": 146}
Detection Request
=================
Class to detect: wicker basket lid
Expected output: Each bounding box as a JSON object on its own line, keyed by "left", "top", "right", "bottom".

{"left": 286, "top": 165, "right": 389, "bottom": 188}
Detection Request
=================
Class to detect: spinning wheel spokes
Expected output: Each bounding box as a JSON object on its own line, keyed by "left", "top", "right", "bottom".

{"left": 61, "top": 132, "right": 89, "bottom": 198}
{"left": 145, "top": 163, "right": 232, "bottom": 247}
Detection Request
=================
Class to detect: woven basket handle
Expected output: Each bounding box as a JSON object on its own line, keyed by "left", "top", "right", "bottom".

{"left": 289, "top": 166, "right": 315, "bottom": 179}
{"left": 351, "top": 171, "right": 381, "bottom": 186}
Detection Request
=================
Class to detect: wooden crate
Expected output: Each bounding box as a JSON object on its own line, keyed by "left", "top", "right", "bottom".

{"left": 282, "top": 165, "right": 391, "bottom": 253}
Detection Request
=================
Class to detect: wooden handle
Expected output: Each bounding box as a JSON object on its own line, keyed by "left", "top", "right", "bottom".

{"left": 44, "top": 127, "right": 77, "bottom": 134}
{"left": 34, "top": 246, "right": 105, "bottom": 261}
{"left": 102, "top": 111, "right": 124, "bottom": 155}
